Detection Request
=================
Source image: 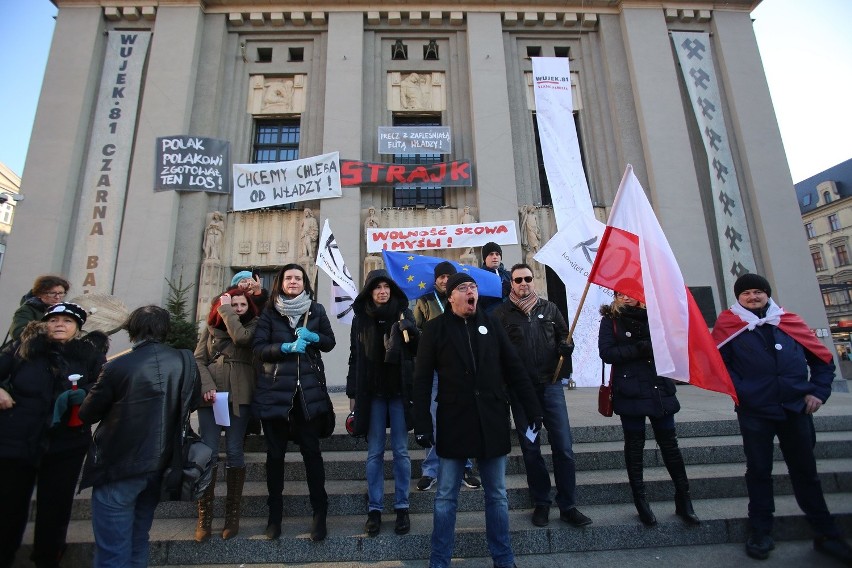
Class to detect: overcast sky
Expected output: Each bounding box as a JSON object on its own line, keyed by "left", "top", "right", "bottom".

{"left": 0, "top": 0, "right": 849, "bottom": 183}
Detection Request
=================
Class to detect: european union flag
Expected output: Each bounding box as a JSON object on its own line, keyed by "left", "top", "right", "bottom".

{"left": 381, "top": 250, "right": 502, "bottom": 299}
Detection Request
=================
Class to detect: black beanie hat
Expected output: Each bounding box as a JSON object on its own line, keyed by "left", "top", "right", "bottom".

{"left": 42, "top": 302, "right": 87, "bottom": 329}
{"left": 734, "top": 273, "right": 772, "bottom": 298}
{"left": 482, "top": 242, "right": 502, "bottom": 260}
{"left": 446, "top": 273, "right": 476, "bottom": 295}
{"left": 433, "top": 261, "right": 457, "bottom": 281}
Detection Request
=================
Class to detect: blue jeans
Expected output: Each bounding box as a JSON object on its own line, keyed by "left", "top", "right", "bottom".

{"left": 91, "top": 471, "right": 162, "bottom": 568}
{"left": 367, "top": 395, "right": 411, "bottom": 511}
{"left": 422, "top": 372, "right": 473, "bottom": 478}
{"left": 511, "top": 382, "right": 577, "bottom": 510}
{"left": 430, "top": 455, "right": 513, "bottom": 568}
{"left": 198, "top": 404, "right": 251, "bottom": 468}
{"left": 737, "top": 410, "right": 840, "bottom": 537}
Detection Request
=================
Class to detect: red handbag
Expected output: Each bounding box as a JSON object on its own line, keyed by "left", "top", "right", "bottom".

{"left": 598, "top": 362, "right": 613, "bottom": 417}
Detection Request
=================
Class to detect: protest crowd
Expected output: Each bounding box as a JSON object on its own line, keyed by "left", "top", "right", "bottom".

{"left": 1, "top": 239, "right": 851, "bottom": 568}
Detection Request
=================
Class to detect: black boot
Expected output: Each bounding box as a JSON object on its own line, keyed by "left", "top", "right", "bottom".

{"left": 310, "top": 506, "right": 328, "bottom": 542}
{"left": 624, "top": 430, "right": 656, "bottom": 526}
{"left": 265, "top": 457, "right": 285, "bottom": 539}
{"left": 655, "top": 428, "right": 700, "bottom": 526}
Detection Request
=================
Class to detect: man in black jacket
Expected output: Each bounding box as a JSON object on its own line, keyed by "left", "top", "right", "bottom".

{"left": 414, "top": 272, "right": 542, "bottom": 568}
{"left": 79, "top": 306, "right": 200, "bottom": 568}
{"left": 494, "top": 263, "right": 591, "bottom": 529}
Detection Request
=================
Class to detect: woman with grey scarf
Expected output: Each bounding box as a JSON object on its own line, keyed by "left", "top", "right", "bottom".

{"left": 252, "top": 263, "right": 336, "bottom": 542}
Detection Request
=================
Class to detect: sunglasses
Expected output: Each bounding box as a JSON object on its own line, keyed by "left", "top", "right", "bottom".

{"left": 512, "top": 276, "right": 533, "bottom": 284}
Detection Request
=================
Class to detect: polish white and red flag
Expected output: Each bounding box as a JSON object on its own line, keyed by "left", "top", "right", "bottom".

{"left": 587, "top": 165, "right": 738, "bottom": 403}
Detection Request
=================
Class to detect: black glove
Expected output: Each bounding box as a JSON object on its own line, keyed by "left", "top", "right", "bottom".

{"left": 529, "top": 416, "right": 544, "bottom": 434}
{"left": 636, "top": 340, "right": 653, "bottom": 357}
{"left": 558, "top": 340, "right": 575, "bottom": 358}
{"left": 415, "top": 432, "right": 434, "bottom": 448}
{"left": 398, "top": 318, "right": 416, "bottom": 333}
{"left": 384, "top": 326, "right": 403, "bottom": 362}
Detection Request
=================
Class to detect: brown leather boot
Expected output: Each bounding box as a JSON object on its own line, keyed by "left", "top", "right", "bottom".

{"left": 222, "top": 466, "right": 246, "bottom": 540}
{"left": 195, "top": 465, "right": 217, "bottom": 542}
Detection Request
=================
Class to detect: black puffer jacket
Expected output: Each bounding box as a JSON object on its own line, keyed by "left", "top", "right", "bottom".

{"left": 78, "top": 341, "right": 199, "bottom": 488}
{"left": 598, "top": 304, "right": 680, "bottom": 418}
{"left": 494, "top": 297, "right": 570, "bottom": 383}
{"left": 0, "top": 324, "right": 104, "bottom": 465}
{"left": 346, "top": 272, "right": 419, "bottom": 436}
{"left": 252, "top": 301, "right": 335, "bottom": 422}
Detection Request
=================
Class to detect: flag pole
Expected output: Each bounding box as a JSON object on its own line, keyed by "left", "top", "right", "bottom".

{"left": 552, "top": 278, "right": 594, "bottom": 383}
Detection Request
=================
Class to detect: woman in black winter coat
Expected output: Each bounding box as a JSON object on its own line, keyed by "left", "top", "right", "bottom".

{"left": 598, "top": 293, "right": 699, "bottom": 527}
{"left": 252, "top": 263, "right": 335, "bottom": 543}
{"left": 346, "top": 270, "right": 419, "bottom": 537}
{"left": 0, "top": 303, "right": 105, "bottom": 568}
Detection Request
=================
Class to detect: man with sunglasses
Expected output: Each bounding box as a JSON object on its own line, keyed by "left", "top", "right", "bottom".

{"left": 494, "top": 263, "right": 591, "bottom": 528}
{"left": 414, "top": 272, "right": 542, "bottom": 568}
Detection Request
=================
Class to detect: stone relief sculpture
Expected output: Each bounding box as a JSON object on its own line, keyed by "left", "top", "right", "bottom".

{"left": 521, "top": 205, "right": 542, "bottom": 265}
{"left": 364, "top": 206, "right": 380, "bottom": 240}
{"left": 202, "top": 211, "right": 225, "bottom": 261}
{"left": 262, "top": 79, "right": 295, "bottom": 113}
{"left": 299, "top": 207, "right": 319, "bottom": 261}
{"left": 400, "top": 72, "right": 430, "bottom": 110}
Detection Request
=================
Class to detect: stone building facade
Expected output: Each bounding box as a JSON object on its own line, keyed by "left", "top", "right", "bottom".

{"left": 0, "top": 0, "right": 832, "bottom": 383}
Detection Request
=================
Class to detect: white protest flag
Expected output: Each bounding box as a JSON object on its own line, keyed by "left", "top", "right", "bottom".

{"left": 531, "top": 57, "right": 593, "bottom": 226}
{"left": 315, "top": 219, "right": 357, "bottom": 325}
{"left": 534, "top": 215, "right": 611, "bottom": 387}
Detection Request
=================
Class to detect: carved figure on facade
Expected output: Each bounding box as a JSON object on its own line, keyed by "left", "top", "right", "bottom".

{"left": 364, "top": 206, "right": 380, "bottom": 240}
{"left": 262, "top": 79, "right": 295, "bottom": 113}
{"left": 521, "top": 205, "right": 542, "bottom": 265}
{"left": 400, "top": 72, "right": 431, "bottom": 110}
{"left": 202, "top": 211, "right": 225, "bottom": 262}
{"left": 300, "top": 207, "right": 319, "bottom": 261}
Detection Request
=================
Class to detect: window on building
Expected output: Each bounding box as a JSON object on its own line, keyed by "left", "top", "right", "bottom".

{"left": 526, "top": 46, "right": 542, "bottom": 58}
{"left": 829, "top": 214, "right": 841, "bottom": 232}
{"left": 805, "top": 222, "right": 815, "bottom": 239}
{"left": 391, "top": 40, "right": 408, "bottom": 60}
{"left": 554, "top": 46, "right": 570, "bottom": 58}
{"left": 423, "top": 40, "right": 439, "bottom": 61}
{"left": 253, "top": 120, "right": 300, "bottom": 163}
{"left": 824, "top": 191, "right": 832, "bottom": 204}
{"left": 813, "top": 250, "right": 826, "bottom": 271}
{"left": 288, "top": 47, "right": 304, "bottom": 62}
{"left": 836, "top": 244, "right": 850, "bottom": 267}
{"left": 256, "top": 47, "right": 272, "bottom": 63}
{"left": 802, "top": 194, "right": 812, "bottom": 206}
{"left": 392, "top": 115, "right": 444, "bottom": 208}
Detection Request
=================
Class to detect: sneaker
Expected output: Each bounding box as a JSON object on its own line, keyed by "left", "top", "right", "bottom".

{"left": 531, "top": 504, "right": 550, "bottom": 527}
{"left": 814, "top": 536, "right": 852, "bottom": 564}
{"left": 745, "top": 533, "right": 775, "bottom": 560}
{"left": 560, "top": 507, "right": 592, "bottom": 527}
{"left": 417, "top": 475, "right": 436, "bottom": 491}
{"left": 365, "top": 510, "right": 381, "bottom": 537}
{"left": 462, "top": 469, "right": 481, "bottom": 489}
{"left": 394, "top": 509, "right": 411, "bottom": 535}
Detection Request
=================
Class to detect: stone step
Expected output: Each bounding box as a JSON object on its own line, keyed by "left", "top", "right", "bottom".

{"left": 20, "top": 493, "right": 852, "bottom": 566}
{"left": 215, "top": 430, "right": 852, "bottom": 482}
{"left": 64, "top": 457, "right": 852, "bottom": 520}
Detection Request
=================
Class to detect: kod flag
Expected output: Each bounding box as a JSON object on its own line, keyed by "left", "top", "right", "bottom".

{"left": 587, "top": 165, "right": 737, "bottom": 403}
{"left": 315, "top": 219, "right": 357, "bottom": 325}
{"left": 381, "top": 250, "right": 501, "bottom": 299}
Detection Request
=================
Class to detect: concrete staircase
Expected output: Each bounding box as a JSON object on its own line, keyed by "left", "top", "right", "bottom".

{"left": 16, "top": 387, "right": 852, "bottom": 566}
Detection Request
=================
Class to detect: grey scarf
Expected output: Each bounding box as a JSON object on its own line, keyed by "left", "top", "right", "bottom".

{"left": 274, "top": 291, "right": 312, "bottom": 329}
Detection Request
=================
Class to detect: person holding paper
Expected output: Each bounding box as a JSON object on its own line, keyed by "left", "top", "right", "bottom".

{"left": 252, "top": 263, "right": 336, "bottom": 542}
{"left": 598, "top": 292, "right": 699, "bottom": 527}
{"left": 494, "top": 263, "right": 590, "bottom": 528}
{"left": 346, "top": 269, "right": 419, "bottom": 537}
{"left": 193, "top": 287, "right": 260, "bottom": 542}
{"left": 413, "top": 273, "right": 542, "bottom": 568}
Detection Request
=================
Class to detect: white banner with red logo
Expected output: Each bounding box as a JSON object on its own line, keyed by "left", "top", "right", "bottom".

{"left": 366, "top": 221, "right": 517, "bottom": 253}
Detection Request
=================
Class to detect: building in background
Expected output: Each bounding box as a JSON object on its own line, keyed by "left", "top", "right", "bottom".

{"left": 0, "top": 162, "right": 21, "bottom": 274}
{"left": 796, "top": 158, "right": 852, "bottom": 363}
{"left": 0, "top": 0, "right": 837, "bottom": 385}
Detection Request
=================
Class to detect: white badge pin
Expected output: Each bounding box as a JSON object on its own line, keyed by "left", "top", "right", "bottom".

{"left": 538, "top": 314, "right": 544, "bottom": 319}
{"left": 625, "top": 331, "right": 632, "bottom": 337}
{"left": 775, "top": 343, "right": 782, "bottom": 351}
{"left": 478, "top": 326, "right": 488, "bottom": 335}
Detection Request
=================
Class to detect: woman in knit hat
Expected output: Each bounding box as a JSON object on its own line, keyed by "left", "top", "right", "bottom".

{"left": 0, "top": 302, "right": 105, "bottom": 567}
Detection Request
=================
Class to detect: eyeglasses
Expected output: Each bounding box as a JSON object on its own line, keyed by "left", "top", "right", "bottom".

{"left": 43, "top": 291, "right": 66, "bottom": 298}
{"left": 454, "top": 283, "right": 478, "bottom": 293}
{"left": 513, "top": 276, "right": 533, "bottom": 284}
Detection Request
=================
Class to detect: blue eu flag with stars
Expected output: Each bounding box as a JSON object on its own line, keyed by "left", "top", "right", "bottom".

{"left": 381, "top": 250, "right": 502, "bottom": 299}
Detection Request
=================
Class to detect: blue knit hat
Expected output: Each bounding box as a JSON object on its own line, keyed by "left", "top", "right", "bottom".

{"left": 231, "top": 271, "right": 253, "bottom": 287}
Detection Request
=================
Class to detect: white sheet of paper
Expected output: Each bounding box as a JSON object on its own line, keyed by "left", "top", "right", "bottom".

{"left": 525, "top": 426, "right": 538, "bottom": 443}
{"left": 213, "top": 392, "right": 230, "bottom": 426}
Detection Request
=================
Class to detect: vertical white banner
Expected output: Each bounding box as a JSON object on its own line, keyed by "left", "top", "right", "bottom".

{"left": 671, "top": 32, "right": 756, "bottom": 299}
{"left": 69, "top": 31, "right": 151, "bottom": 294}
{"left": 531, "top": 57, "right": 594, "bottom": 226}
{"left": 315, "top": 219, "right": 358, "bottom": 325}
{"left": 535, "top": 215, "right": 612, "bottom": 387}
